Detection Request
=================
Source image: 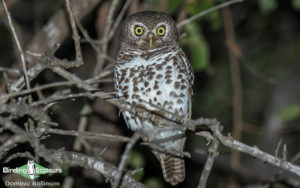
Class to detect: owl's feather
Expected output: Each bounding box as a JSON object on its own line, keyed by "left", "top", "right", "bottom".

{"left": 159, "top": 156, "right": 185, "bottom": 185}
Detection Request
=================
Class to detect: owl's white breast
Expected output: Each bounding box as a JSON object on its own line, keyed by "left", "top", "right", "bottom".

{"left": 115, "top": 47, "right": 191, "bottom": 135}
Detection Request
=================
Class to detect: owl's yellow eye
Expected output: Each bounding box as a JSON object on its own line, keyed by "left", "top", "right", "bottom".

{"left": 135, "top": 26, "right": 143, "bottom": 36}
{"left": 157, "top": 26, "right": 165, "bottom": 36}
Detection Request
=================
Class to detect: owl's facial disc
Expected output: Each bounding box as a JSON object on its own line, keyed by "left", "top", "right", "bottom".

{"left": 120, "top": 11, "right": 179, "bottom": 50}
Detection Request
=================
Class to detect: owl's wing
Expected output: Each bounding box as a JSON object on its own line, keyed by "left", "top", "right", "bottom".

{"left": 178, "top": 49, "right": 194, "bottom": 120}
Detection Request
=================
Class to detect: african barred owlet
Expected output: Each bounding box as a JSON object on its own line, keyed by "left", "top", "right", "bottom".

{"left": 114, "top": 11, "right": 194, "bottom": 185}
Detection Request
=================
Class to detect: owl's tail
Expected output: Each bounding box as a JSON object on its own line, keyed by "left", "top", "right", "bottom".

{"left": 159, "top": 155, "right": 185, "bottom": 185}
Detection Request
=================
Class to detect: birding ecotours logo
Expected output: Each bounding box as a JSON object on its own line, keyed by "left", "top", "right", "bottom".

{"left": 3, "top": 160, "right": 62, "bottom": 180}
{"left": 26, "top": 160, "right": 36, "bottom": 180}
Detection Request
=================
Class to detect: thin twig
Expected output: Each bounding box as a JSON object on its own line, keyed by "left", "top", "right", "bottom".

{"left": 197, "top": 138, "right": 219, "bottom": 188}
{"left": 291, "top": 151, "right": 300, "bottom": 163}
{"left": 4, "top": 151, "right": 35, "bottom": 163}
{"left": 94, "top": 0, "right": 121, "bottom": 75}
{"left": 8, "top": 55, "right": 81, "bottom": 93}
{"left": 0, "top": 66, "right": 20, "bottom": 74}
{"left": 222, "top": 6, "right": 243, "bottom": 171}
{"left": 210, "top": 123, "right": 300, "bottom": 177}
{"left": 46, "top": 128, "right": 132, "bottom": 142}
{"left": 73, "top": 105, "right": 91, "bottom": 151}
{"left": 0, "top": 134, "right": 28, "bottom": 159}
{"left": 108, "top": 0, "right": 133, "bottom": 40}
{"left": 1, "top": 0, "right": 31, "bottom": 90}
{"left": 113, "top": 132, "right": 140, "bottom": 188}
{"left": 38, "top": 146, "right": 146, "bottom": 188}
{"left": 177, "top": 0, "right": 243, "bottom": 28}
{"left": 101, "top": 0, "right": 120, "bottom": 42}
{"left": 65, "top": 0, "right": 83, "bottom": 66}
{"left": 0, "top": 73, "right": 112, "bottom": 102}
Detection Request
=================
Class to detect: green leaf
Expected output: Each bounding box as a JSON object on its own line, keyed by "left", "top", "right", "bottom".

{"left": 61, "top": 164, "right": 70, "bottom": 176}
{"left": 292, "top": 0, "right": 300, "bottom": 10}
{"left": 167, "top": 0, "right": 184, "bottom": 13}
{"left": 278, "top": 105, "right": 300, "bottom": 122}
{"left": 258, "top": 0, "right": 278, "bottom": 14}
{"left": 129, "top": 150, "right": 145, "bottom": 169}
{"left": 181, "top": 23, "right": 210, "bottom": 72}
{"left": 133, "top": 170, "right": 144, "bottom": 181}
{"left": 144, "top": 177, "right": 164, "bottom": 188}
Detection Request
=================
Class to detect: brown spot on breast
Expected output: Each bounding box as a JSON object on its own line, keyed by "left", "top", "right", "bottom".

{"left": 148, "top": 67, "right": 154, "bottom": 72}
{"left": 166, "top": 70, "right": 172, "bottom": 75}
{"left": 165, "top": 55, "right": 171, "bottom": 61}
{"left": 166, "top": 79, "right": 172, "bottom": 84}
{"left": 179, "top": 69, "right": 185, "bottom": 74}
{"left": 173, "top": 59, "right": 178, "bottom": 66}
{"left": 153, "top": 85, "right": 159, "bottom": 90}
{"left": 174, "top": 82, "right": 181, "bottom": 89}
{"left": 125, "top": 78, "right": 129, "bottom": 83}
{"left": 138, "top": 65, "right": 143, "bottom": 71}
{"left": 124, "top": 94, "right": 129, "bottom": 99}
{"left": 133, "top": 77, "right": 138, "bottom": 82}
{"left": 138, "top": 71, "right": 144, "bottom": 77}
{"left": 181, "top": 85, "right": 187, "bottom": 90}
{"left": 133, "top": 86, "right": 139, "bottom": 92}
{"left": 144, "top": 82, "right": 149, "bottom": 87}
{"left": 156, "top": 74, "right": 163, "bottom": 79}
{"left": 150, "top": 72, "right": 156, "bottom": 77}
{"left": 157, "top": 91, "right": 161, "bottom": 95}
{"left": 120, "top": 76, "right": 125, "bottom": 83}
{"left": 121, "top": 69, "right": 127, "bottom": 75}
{"left": 169, "top": 91, "right": 177, "bottom": 98}
{"left": 165, "top": 75, "right": 172, "bottom": 79}
{"left": 167, "top": 66, "right": 172, "bottom": 69}
{"left": 121, "top": 54, "right": 134, "bottom": 61}
{"left": 154, "top": 97, "right": 157, "bottom": 102}
{"left": 130, "top": 67, "right": 135, "bottom": 73}
{"left": 180, "top": 93, "right": 185, "bottom": 97}
{"left": 177, "top": 74, "right": 183, "bottom": 79}
{"left": 156, "top": 64, "right": 163, "bottom": 70}
{"left": 123, "top": 85, "right": 129, "bottom": 90}
{"left": 162, "top": 61, "right": 168, "bottom": 66}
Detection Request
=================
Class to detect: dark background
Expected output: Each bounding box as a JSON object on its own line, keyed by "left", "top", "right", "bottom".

{"left": 0, "top": 0, "right": 299, "bottom": 187}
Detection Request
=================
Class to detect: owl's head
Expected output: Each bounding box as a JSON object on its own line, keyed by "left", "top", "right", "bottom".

{"left": 120, "top": 11, "right": 178, "bottom": 50}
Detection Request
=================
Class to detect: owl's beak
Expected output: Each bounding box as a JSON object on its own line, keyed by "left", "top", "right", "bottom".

{"left": 147, "top": 32, "right": 154, "bottom": 48}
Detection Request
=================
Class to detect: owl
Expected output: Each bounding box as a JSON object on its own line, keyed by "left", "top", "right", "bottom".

{"left": 27, "top": 160, "right": 35, "bottom": 180}
{"left": 114, "top": 11, "right": 194, "bottom": 185}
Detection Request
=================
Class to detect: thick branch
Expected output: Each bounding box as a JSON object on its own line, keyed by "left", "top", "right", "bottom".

{"left": 38, "top": 146, "right": 146, "bottom": 188}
